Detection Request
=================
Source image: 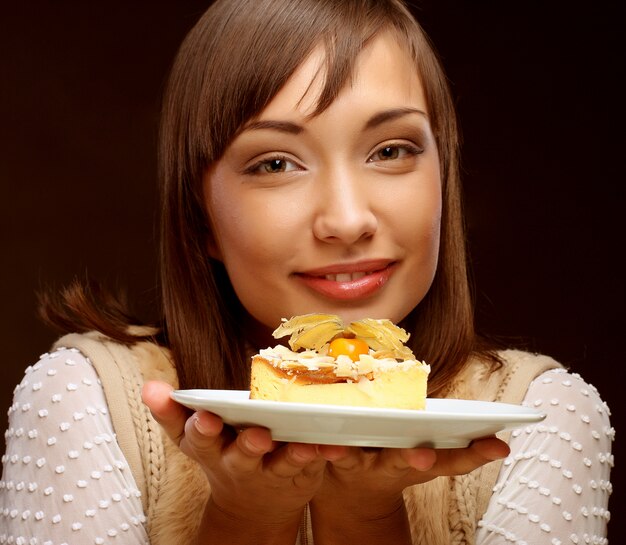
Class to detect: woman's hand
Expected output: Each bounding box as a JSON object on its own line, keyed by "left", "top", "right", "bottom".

{"left": 142, "top": 380, "right": 327, "bottom": 544}
{"left": 310, "top": 438, "right": 510, "bottom": 544}
{"left": 142, "top": 381, "right": 510, "bottom": 544}
{"left": 316, "top": 438, "right": 509, "bottom": 507}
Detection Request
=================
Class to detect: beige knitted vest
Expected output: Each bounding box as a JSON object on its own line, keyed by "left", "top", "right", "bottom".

{"left": 53, "top": 332, "right": 561, "bottom": 545}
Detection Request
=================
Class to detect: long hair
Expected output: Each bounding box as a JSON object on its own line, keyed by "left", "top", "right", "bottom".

{"left": 43, "top": 0, "right": 499, "bottom": 396}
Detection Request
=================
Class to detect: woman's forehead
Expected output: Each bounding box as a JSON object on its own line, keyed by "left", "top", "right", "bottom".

{"left": 250, "top": 32, "right": 424, "bottom": 125}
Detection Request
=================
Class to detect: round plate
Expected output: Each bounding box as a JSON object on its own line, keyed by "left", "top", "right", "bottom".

{"left": 171, "top": 389, "right": 545, "bottom": 448}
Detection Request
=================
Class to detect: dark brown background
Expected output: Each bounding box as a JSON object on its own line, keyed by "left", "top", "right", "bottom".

{"left": 1, "top": 1, "right": 623, "bottom": 539}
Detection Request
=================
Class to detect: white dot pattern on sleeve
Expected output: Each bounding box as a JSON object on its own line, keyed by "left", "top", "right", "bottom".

{"left": 476, "top": 369, "right": 613, "bottom": 545}
{"left": 1, "top": 348, "right": 150, "bottom": 544}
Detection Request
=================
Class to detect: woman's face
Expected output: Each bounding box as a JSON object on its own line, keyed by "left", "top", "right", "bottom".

{"left": 203, "top": 33, "right": 442, "bottom": 333}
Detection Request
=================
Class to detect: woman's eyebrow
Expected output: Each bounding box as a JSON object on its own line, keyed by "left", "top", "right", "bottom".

{"left": 364, "top": 107, "right": 427, "bottom": 130}
{"left": 241, "top": 107, "right": 426, "bottom": 136}
{"left": 242, "top": 119, "right": 303, "bottom": 134}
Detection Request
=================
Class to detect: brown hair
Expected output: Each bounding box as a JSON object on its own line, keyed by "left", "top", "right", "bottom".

{"left": 43, "top": 0, "right": 499, "bottom": 396}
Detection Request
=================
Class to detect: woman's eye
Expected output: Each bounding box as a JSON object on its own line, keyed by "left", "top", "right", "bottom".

{"left": 246, "top": 156, "right": 300, "bottom": 175}
{"left": 376, "top": 146, "right": 401, "bottom": 160}
{"left": 261, "top": 158, "right": 290, "bottom": 173}
{"left": 369, "top": 143, "right": 422, "bottom": 163}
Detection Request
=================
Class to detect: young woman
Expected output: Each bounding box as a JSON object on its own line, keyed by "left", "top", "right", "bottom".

{"left": 0, "top": 1, "right": 612, "bottom": 544}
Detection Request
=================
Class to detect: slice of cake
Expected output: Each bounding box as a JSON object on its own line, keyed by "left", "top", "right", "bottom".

{"left": 250, "top": 314, "right": 429, "bottom": 409}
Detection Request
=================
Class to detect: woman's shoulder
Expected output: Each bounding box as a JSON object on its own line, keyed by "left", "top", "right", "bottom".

{"left": 507, "top": 359, "right": 613, "bottom": 458}
{"left": 5, "top": 346, "right": 112, "bottom": 453}
{"left": 524, "top": 367, "right": 612, "bottom": 426}
{"left": 455, "top": 349, "right": 563, "bottom": 403}
{"left": 497, "top": 350, "right": 610, "bottom": 413}
{"left": 51, "top": 329, "right": 176, "bottom": 386}
{"left": 13, "top": 345, "right": 103, "bottom": 401}
{"left": 495, "top": 350, "right": 612, "bottom": 412}
{"left": 497, "top": 348, "right": 562, "bottom": 371}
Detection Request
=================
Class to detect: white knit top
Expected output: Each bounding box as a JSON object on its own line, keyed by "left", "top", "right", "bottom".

{"left": 1, "top": 348, "right": 613, "bottom": 544}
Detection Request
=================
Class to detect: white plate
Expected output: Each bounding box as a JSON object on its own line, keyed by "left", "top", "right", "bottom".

{"left": 171, "top": 389, "right": 545, "bottom": 448}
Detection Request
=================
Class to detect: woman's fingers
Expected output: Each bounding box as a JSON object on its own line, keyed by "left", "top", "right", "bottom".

{"left": 263, "top": 442, "right": 325, "bottom": 479}
{"left": 142, "top": 381, "right": 318, "bottom": 479}
{"left": 317, "top": 444, "right": 350, "bottom": 461}
{"left": 141, "top": 380, "right": 188, "bottom": 444}
{"left": 143, "top": 380, "right": 230, "bottom": 463}
{"left": 469, "top": 436, "right": 511, "bottom": 461}
{"left": 316, "top": 436, "right": 508, "bottom": 493}
{"left": 220, "top": 427, "right": 275, "bottom": 474}
{"left": 182, "top": 409, "right": 227, "bottom": 458}
{"left": 412, "top": 436, "right": 509, "bottom": 477}
{"left": 396, "top": 447, "right": 438, "bottom": 472}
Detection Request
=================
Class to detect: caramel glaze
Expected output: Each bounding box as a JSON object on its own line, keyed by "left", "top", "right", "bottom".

{"left": 274, "top": 363, "right": 374, "bottom": 385}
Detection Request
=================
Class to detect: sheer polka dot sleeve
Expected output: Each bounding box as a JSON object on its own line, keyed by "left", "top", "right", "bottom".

{"left": 1, "top": 347, "right": 149, "bottom": 544}
{"left": 476, "top": 368, "right": 613, "bottom": 545}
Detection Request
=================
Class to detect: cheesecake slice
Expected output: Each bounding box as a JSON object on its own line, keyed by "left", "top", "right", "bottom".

{"left": 249, "top": 314, "right": 430, "bottom": 410}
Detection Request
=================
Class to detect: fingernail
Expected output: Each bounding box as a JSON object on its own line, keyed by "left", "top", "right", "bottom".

{"left": 193, "top": 414, "right": 208, "bottom": 435}
{"left": 242, "top": 435, "right": 264, "bottom": 455}
{"left": 291, "top": 445, "right": 313, "bottom": 463}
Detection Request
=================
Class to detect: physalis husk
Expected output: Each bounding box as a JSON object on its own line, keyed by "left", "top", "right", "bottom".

{"left": 272, "top": 313, "right": 415, "bottom": 360}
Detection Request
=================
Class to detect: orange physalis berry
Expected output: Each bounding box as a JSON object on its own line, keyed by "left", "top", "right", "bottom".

{"left": 328, "top": 338, "right": 369, "bottom": 362}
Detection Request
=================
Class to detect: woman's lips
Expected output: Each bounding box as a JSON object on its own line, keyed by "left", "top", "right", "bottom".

{"left": 295, "top": 261, "right": 396, "bottom": 300}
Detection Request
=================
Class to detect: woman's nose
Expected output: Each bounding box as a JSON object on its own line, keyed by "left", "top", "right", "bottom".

{"left": 312, "top": 169, "right": 378, "bottom": 245}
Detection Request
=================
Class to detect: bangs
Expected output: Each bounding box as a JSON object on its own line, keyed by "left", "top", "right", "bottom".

{"left": 174, "top": 0, "right": 422, "bottom": 167}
